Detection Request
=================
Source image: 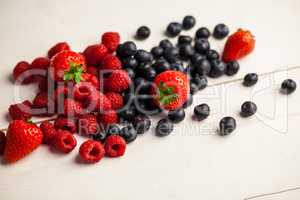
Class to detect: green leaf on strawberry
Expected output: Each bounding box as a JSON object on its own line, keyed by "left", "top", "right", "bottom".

{"left": 158, "top": 82, "right": 178, "bottom": 105}
{"left": 63, "top": 62, "right": 84, "bottom": 84}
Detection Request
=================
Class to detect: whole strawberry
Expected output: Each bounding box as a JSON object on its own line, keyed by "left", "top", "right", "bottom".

{"left": 101, "top": 32, "right": 120, "bottom": 53}
{"left": 83, "top": 44, "right": 108, "bottom": 66}
{"left": 104, "top": 70, "right": 131, "bottom": 93}
{"left": 50, "top": 50, "right": 87, "bottom": 83}
{"left": 100, "top": 54, "right": 122, "bottom": 71}
{"left": 8, "top": 100, "right": 32, "bottom": 121}
{"left": 4, "top": 120, "right": 43, "bottom": 163}
{"left": 222, "top": 29, "right": 255, "bottom": 62}
{"left": 48, "top": 42, "right": 71, "bottom": 59}
{"left": 152, "top": 70, "right": 189, "bottom": 111}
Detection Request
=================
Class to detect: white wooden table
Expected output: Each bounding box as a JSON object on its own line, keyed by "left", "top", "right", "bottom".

{"left": 1, "top": 0, "right": 300, "bottom": 199}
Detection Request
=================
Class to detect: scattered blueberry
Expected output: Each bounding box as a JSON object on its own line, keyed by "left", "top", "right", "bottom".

{"left": 190, "top": 82, "right": 199, "bottom": 95}
{"left": 159, "top": 39, "right": 173, "bottom": 50}
{"left": 213, "top": 23, "right": 229, "bottom": 39}
{"left": 151, "top": 46, "right": 164, "bottom": 58}
{"left": 241, "top": 101, "right": 257, "bottom": 117}
{"left": 243, "top": 73, "right": 258, "bottom": 87}
{"left": 208, "top": 60, "right": 226, "bottom": 78}
{"left": 163, "top": 47, "right": 179, "bottom": 63}
{"left": 156, "top": 118, "right": 174, "bottom": 137}
{"left": 166, "top": 22, "right": 182, "bottom": 37}
{"left": 219, "top": 116, "right": 236, "bottom": 136}
{"left": 170, "top": 63, "right": 185, "bottom": 72}
{"left": 194, "top": 104, "right": 210, "bottom": 121}
{"left": 133, "top": 115, "right": 151, "bottom": 134}
{"left": 120, "top": 124, "right": 137, "bottom": 143}
{"left": 206, "top": 49, "right": 219, "bottom": 60}
{"left": 191, "top": 53, "right": 206, "bottom": 65}
{"left": 194, "top": 59, "right": 211, "bottom": 75}
{"left": 136, "top": 26, "right": 151, "bottom": 40}
{"left": 192, "top": 75, "right": 208, "bottom": 90}
{"left": 194, "top": 39, "right": 210, "bottom": 54}
{"left": 182, "top": 15, "right": 196, "bottom": 30}
{"left": 92, "top": 131, "right": 107, "bottom": 143}
{"left": 168, "top": 109, "right": 185, "bottom": 123}
{"left": 195, "top": 27, "right": 211, "bottom": 39}
{"left": 122, "top": 57, "right": 138, "bottom": 69}
{"left": 178, "top": 35, "right": 193, "bottom": 45}
{"left": 119, "top": 106, "right": 136, "bottom": 122}
{"left": 106, "top": 124, "right": 120, "bottom": 136}
{"left": 179, "top": 44, "right": 195, "bottom": 60}
{"left": 225, "top": 61, "right": 240, "bottom": 76}
{"left": 135, "top": 49, "right": 153, "bottom": 64}
{"left": 117, "top": 41, "right": 137, "bottom": 58}
{"left": 281, "top": 79, "right": 297, "bottom": 94}
{"left": 152, "top": 58, "right": 171, "bottom": 74}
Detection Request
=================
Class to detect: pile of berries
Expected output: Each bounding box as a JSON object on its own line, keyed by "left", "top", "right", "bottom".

{"left": 0, "top": 15, "right": 295, "bottom": 165}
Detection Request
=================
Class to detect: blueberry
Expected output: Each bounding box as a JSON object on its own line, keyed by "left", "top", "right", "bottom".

{"left": 225, "top": 61, "right": 240, "bottom": 76}
{"left": 206, "top": 49, "right": 219, "bottom": 60}
{"left": 182, "top": 15, "right": 196, "bottom": 30}
{"left": 133, "top": 115, "right": 151, "bottom": 134}
{"left": 194, "top": 59, "right": 211, "bottom": 75}
{"left": 166, "top": 22, "right": 182, "bottom": 37}
{"left": 159, "top": 39, "right": 173, "bottom": 50}
{"left": 136, "top": 26, "right": 151, "bottom": 40}
{"left": 183, "top": 95, "right": 193, "bottom": 108}
{"left": 281, "top": 79, "right": 297, "bottom": 94}
{"left": 119, "top": 106, "right": 136, "bottom": 122}
{"left": 192, "top": 75, "right": 208, "bottom": 90}
{"left": 92, "top": 132, "right": 107, "bottom": 143}
{"left": 156, "top": 118, "right": 174, "bottom": 136}
{"left": 116, "top": 41, "right": 137, "bottom": 58}
{"left": 122, "top": 57, "right": 138, "bottom": 69}
{"left": 134, "top": 77, "right": 151, "bottom": 94}
{"left": 195, "top": 27, "right": 211, "bottom": 39}
{"left": 194, "top": 103, "right": 210, "bottom": 120}
{"left": 219, "top": 116, "right": 236, "bottom": 136}
{"left": 179, "top": 44, "right": 195, "bottom": 60}
{"left": 194, "top": 39, "right": 210, "bottom": 54}
{"left": 213, "top": 23, "right": 229, "bottom": 39}
{"left": 170, "top": 63, "right": 185, "bottom": 72}
{"left": 151, "top": 46, "right": 164, "bottom": 58}
{"left": 135, "top": 49, "right": 153, "bottom": 64}
{"left": 122, "top": 92, "right": 135, "bottom": 105}
{"left": 163, "top": 47, "right": 179, "bottom": 63}
{"left": 243, "top": 73, "right": 258, "bottom": 87}
{"left": 152, "top": 58, "right": 170, "bottom": 74}
{"left": 190, "top": 82, "right": 199, "bottom": 95}
{"left": 125, "top": 68, "right": 135, "bottom": 79}
{"left": 241, "top": 101, "right": 257, "bottom": 117}
{"left": 178, "top": 35, "right": 193, "bottom": 45}
{"left": 135, "top": 96, "right": 162, "bottom": 116}
{"left": 106, "top": 124, "right": 120, "bottom": 136}
{"left": 168, "top": 109, "right": 185, "bottom": 123}
{"left": 143, "top": 67, "right": 157, "bottom": 81}
{"left": 120, "top": 125, "right": 137, "bottom": 143}
{"left": 190, "top": 53, "right": 206, "bottom": 65}
{"left": 208, "top": 60, "right": 226, "bottom": 78}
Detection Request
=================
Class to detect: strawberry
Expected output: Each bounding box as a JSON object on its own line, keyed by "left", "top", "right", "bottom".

{"left": 101, "top": 32, "right": 120, "bottom": 53}
{"left": 100, "top": 54, "right": 122, "bottom": 71}
{"left": 222, "top": 29, "right": 255, "bottom": 62}
{"left": 48, "top": 42, "right": 71, "bottom": 59}
{"left": 4, "top": 120, "right": 43, "bottom": 163}
{"left": 105, "top": 92, "right": 124, "bottom": 110}
{"left": 12, "top": 61, "right": 33, "bottom": 84}
{"left": 104, "top": 70, "right": 131, "bottom": 93}
{"left": 98, "top": 110, "right": 118, "bottom": 127}
{"left": 83, "top": 44, "right": 108, "bottom": 66}
{"left": 8, "top": 100, "right": 32, "bottom": 121}
{"left": 84, "top": 91, "right": 111, "bottom": 113}
{"left": 50, "top": 50, "right": 87, "bottom": 83}
{"left": 152, "top": 70, "right": 189, "bottom": 111}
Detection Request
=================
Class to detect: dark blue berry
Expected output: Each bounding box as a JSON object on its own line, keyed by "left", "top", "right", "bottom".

{"left": 281, "top": 79, "right": 297, "bottom": 94}
{"left": 192, "top": 75, "right": 208, "bottom": 90}
{"left": 208, "top": 60, "right": 226, "bottom": 78}
{"left": 151, "top": 46, "right": 164, "bottom": 58}
{"left": 213, "top": 23, "right": 229, "bottom": 39}
{"left": 190, "top": 53, "right": 206, "bottom": 65}
{"left": 152, "top": 58, "right": 170, "bottom": 74}
{"left": 92, "top": 132, "right": 107, "bottom": 143}
{"left": 117, "top": 41, "right": 137, "bottom": 58}
{"left": 194, "top": 103, "right": 210, "bottom": 120}
{"left": 133, "top": 115, "right": 151, "bottom": 134}
{"left": 125, "top": 68, "right": 135, "bottom": 79}
{"left": 195, "top": 27, "right": 210, "bottom": 39}
{"left": 156, "top": 118, "right": 174, "bottom": 137}
{"left": 219, "top": 117, "right": 236, "bottom": 136}
{"left": 178, "top": 35, "right": 192, "bottom": 45}
{"left": 135, "top": 49, "right": 153, "bottom": 64}
{"left": 122, "top": 57, "right": 138, "bottom": 69}
{"left": 179, "top": 44, "right": 195, "bottom": 60}
{"left": 206, "top": 49, "right": 219, "bottom": 60}
{"left": 225, "top": 61, "right": 240, "bottom": 76}
{"left": 143, "top": 67, "right": 157, "bottom": 81}
{"left": 194, "top": 39, "right": 210, "bottom": 54}
{"left": 136, "top": 26, "right": 151, "bottom": 40}
{"left": 241, "top": 101, "right": 257, "bottom": 117}
{"left": 120, "top": 125, "right": 137, "bottom": 143}
{"left": 119, "top": 106, "right": 136, "bottom": 122}
{"left": 190, "top": 82, "right": 198, "bottom": 95}
{"left": 170, "top": 63, "right": 185, "bottom": 72}
{"left": 182, "top": 15, "right": 196, "bottom": 30}
{"left": 194, "top": 59, "right": 211, "bottom": 75}
{"left": 166, "top": 22, "right": 182, "bottom": 37}
{"left": 243, "top": 73, "right": 258, "bottom": 86}
{"left": 168, "top": 109, "right": 185, "bottom": 123}
{"left": 106, "top": 124, "right": 120, "bottom": 136}
{"left": 159, "top": 39, "right": 173, "bottom": 50}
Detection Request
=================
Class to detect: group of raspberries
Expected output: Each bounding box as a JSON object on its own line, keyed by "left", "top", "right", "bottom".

{"left": 0, "top": 15, "right": 256, "bottom": 164}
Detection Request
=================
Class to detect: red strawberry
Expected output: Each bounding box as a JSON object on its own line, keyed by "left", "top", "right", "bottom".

{"left": 222, "top": 29, "right": 255, "bottom": 62}
{"left": 54, "top": 115, "right": 77, "bottom": 133}
{"left": 48, "top": 42, "right": 71, "bottom": 59}
{"left": 50, "top": 50, "right": 87, "bottom": 83}
{"left": 53, "top": 130, "right": 76, "bottom": 153}
{"left": 63, "top": 98, "right": 83, "bottom": 117}
{"left": 4, "top": 120, "right": 43, "bottom": 163}
{"left": 104, "top": 70, "right": 131, "bottom": 93}
{"left": 101, "top": 32, "right": 120, "bottom": 53}
{"left": 79, "top": 140, "right": 105, "bottom": 163}
{"left": 31, "top": 57, "right": 50, "bottom": 71}
{"left": 98, "top": 110, "right": 118, "bottom": 127}
{"left": 105, "top": 92, "right": 124, "bottom": 110}
{"left": 8, "top": 100, "right": 32, "bottom": 121}
{"left": 0, "top": 131, "right": 6, "bottom": 155}
{"left": 84, "top": 92, "right": 111, "bottom": 112}
{"left": 100, "top": 54, "right": 122, "bottom": 70}
{"left": 104, "top": 135, "right": 126, "bottom": 157}
{"left": 40, "top": 121, "right": 57, "bottom": 144}
{"left": 152, "top": 70, "right": 189, "bottom": 111}
{"left": 13, "top": 61, "right": 33, "bottom": 84}
{"left": 83, "top": 44, "right": 108, "bottom": 66}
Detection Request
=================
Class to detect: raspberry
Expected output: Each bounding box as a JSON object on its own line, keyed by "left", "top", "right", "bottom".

{"left": 81, "top": 73, "right": 99, "bottom": 89}
{"left": 77, "top": 114, "right": 100, "bottom": 136}
{"left": 48, "top": 42, "right": 71, "bottom": 59}
{"left": 105, "top": 92, "right": 124, "bottom": 110}
{"left": 8, "top": 100, "right": 32, "bottom": 121}
{"left": 33, "top": 92, "right": 48, "bottom": 108}
{"left": 104, "top": 70, "right": 131, "bottom": 93}
{"left": 54, "top": 116, "right": 77, "bottom": 133}
{"left": 63, "top": 98, "right": 83, "bottom": 117}
{"left": 73, "top": 81, "right": 97, "bottom": 102}
{"left": 101, "top": 32, "right": 120, "bottom": 53}
{"left": 38, "top": 77, "right": 48, "bottom": 92}
{"left": 104, "top": 135, "right": 126, "bottom": 157}
{"left": 98, "top": 110, "right": 118, "bottom": 127}
{"left": 100, "top": 54, "right": 122, "bottom": 70}
{"left": 40, "top": 121, "right": 57, "bottom": 144}
{"left": 83, "top": 44, "right": 108, "bottom": 66}
{"left": 31, "top": 57, "right": 50, "bottom": 71}
{"left": 84, "top": 92, "right": 111, "bottom": 113}
{"left": 79, "top": 140, "right": 105, "bottom": 163}
{"left": 53, "top": 130, "right": 77, "bottom": 153}
{"left": 87, "top": 66, "right": 99, "bottom": 78}
{"left": 0, "top": 131, "right": 6, "bottom": 155}
{"left": 54, "top": 85, "right": 70, "bottom": 103}
{"left": 12, "top": 61, "right": 33, "bottom": 84}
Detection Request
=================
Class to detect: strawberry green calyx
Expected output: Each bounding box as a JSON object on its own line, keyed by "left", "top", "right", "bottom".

{"left": 63, "top": 62, "right": 84, "bottom": 84}
{"left": 157, "top": 82, "right": 178, "bottom": 105}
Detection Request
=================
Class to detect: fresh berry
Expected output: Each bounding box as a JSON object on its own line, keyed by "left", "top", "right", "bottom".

{"left": 163, "top": 47, "right": 179, "bottom": 63}
{"left": 182, "top": 15, "right": 196, "bottom": 30}
{"left": 105, "top": 70, "right": 131, "bottom": 93}
{"left": 190, "top": 82, "right": 198, "bottom": 95}
{"left": 50, "top": 50, "right": 87, "bottom": 82}
{"left": 81, "top": 73, "right": 99, "bottom": 89}
{"left": 170, "top": 63, "right": 185, "bottom": 72}
{"left": 132, "top": 115, "right": 151, "bottom": 134}
{"left": 281, "top": 79, "right": 297, "bottom": 94}
{"left": 33, "top": 92, "right": 48, "bottom": 108}
{"left": 119, "top": 125, "right": 137, "bottom": 143}
{"left": 87, "top": 66, "right": 99, "bottom": 78}
{"left": 194, "top": 39, "right": 210, "bottom": 54}
{"left": 98, "top": 110, "right": 118, "bottom": 127}
{"left": 152, "top": 70, "right": 189, "bottom": 111}
{"left": 8, "top": 100, "right": 32, "bottom": 121}
{"left": 179, "top": 44, "right": 195, "bottom": 60}
{"left": 101, "top": 32, "right": 120, "bottom": 53}
{"left": 4, "top": 120, "right": 43, "bottom": 163}
{"left": 241, "top": 101, "right": 257, "bottom": 117}
{"left": 53, "top": 130, "right": 76, "bottom": 153}
{"left": 194, "top": 103, "right": 210, "bottom": 120}
{"left": 190, "top": 53, "right": 206, "bottom": 65}
{"left": 54, "top": 116, "right": 77, "bottom": 133}
{"left": 135, "top": 50, "right": 153, "bottom": 64}
{"left": 159, "top": 39, "right": 173, "bottom": 50}
{"left": 48, "top": 42, "right": 70, "bottom": 58}
{"left": 12, "top": 61, "right": 33, "bottom": 84}
{"left": 152, "top": 58, "right": 171, "bottom": 74}
{"left": 0, "top": 131, "right": 6, "bottom": 155}
{"left": 118, "top": 106, "right": 136, "bottom": 122}
{"left": 195, "top": 27, "right": 211, "bottom": 39}
{"left": 79, "top": 140, "right": 105, "bottom": 163}
{"left": 84, "top": 91, "right": 112, "bottom": 112}
{"left": 105, "top": 124, "right": 120, "bottom": 136}
{"left": 38, "top": 77, "right": 49, "bottom": 92}
{"left": 73, "top": 81, "right": 96, "bottom": 102}
{"left": 192, "top": 75, "right": 208, "bottom": 90}
{"left": 105, "top": 92, "right": 124, "bottom": 110}
{"left": 213, "top": 23, "right": 229, "bottom": 39}
{"left": 219, "top": 116, "right": 236, "bottom": 136}
{"left": 222, "top": 29, "right": 255, "bottom": 62}
{"left": 208, "top": 60, "right": 226, "bottom": 78}
{"left": 78, "top": 114, "right": 99, "bottom": 136}
{"left": 243, "top": 73, "right": 258, "bottom": 87}
{"left": 143, "top": 67, "right": 157, "bottom": 81}
{"left": 151, "top": 46, "right": 164, "bottom": 58}
{"left": 40, "top": 121, "right": 57, "bottom": 144}
{"left": 83, "top": 44, "right": 108, "bottom": 66}
{"left": 193, "top": 59, "right": 211, "bottom": 75}
{"left": 63, "top": 98, "right": 83, "bottom": 116}
{"left": 206, "top": 49, "right": 220, "bottom": 60}
{"left": 168, "top": 109, "right": 185, "bottom": 123}
{"left": 125, "top": 68, "right": 135, "bottom": 79}
{"left": 104, "top": 135, "right": 126, "bottom": 157}
{"left": 156, "top": 118, "right": 173, "bottom": 137}
{"left": 92, "top": 131, "right": 107, "bottom": 143}
{"left": 178, "top": 35, "right": 193, "bottom": 45}
{"left": 31, "top": 57, "right": 50, "bottom": 71}
{"left": 225, "top": 60, "right": 240, "bottom": 76}
{"left": 116, "top": 41, "right": 137, "bottom": 58}
{"left": 122, "top": 57, "right": 138, "bottom": 69}
{"left": 166, "top": 22, "right": 182, "bottom": 37}
{"left": 101, "top": 54, "right": 122, "bottom": 70}
{"left": 136, "top": 26, "right": 151, "bottom": 40}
